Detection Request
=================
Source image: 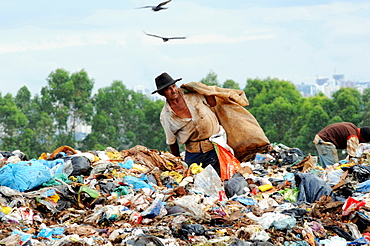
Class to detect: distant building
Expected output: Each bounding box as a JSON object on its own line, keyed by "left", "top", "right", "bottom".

{"left": 151, "top": 94, "right": 165, "bottom": 102}
{"left": 356, "top": 81, "right": 370, "bottom": 88}
{"left": 316, "top": 78, "right": 329, "bottom": 86}
{"left": 133, "top": 85, "right": 164, "bottom": 102}
{"left": 295, "top": 73, "right": 368, "bottom": 98}
{"left": 332, "top": 74, "right": 344, "bottom": 86}
{"left": 133, "top": 85, "right": 151, "bottom": 97}
{"left": 295, "top": 83, "right": 317, "bottom": 97}
{"left": 356, "top": 81, "right": 370, "bottom": 94}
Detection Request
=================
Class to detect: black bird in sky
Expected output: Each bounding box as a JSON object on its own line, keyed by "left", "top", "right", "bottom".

{"left": 144, "top": 31, "right": 186, "bottom": 42}
{"left": 137, "top": 0, "right": 172, "bottom": 12}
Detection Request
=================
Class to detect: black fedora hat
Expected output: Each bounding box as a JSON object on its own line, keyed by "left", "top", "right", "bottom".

{"left": 152, "top": 72, "right": 182, "bottom": 94}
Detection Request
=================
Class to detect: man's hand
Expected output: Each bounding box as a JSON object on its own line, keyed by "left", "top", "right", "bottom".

{"left": 169, "top": 142, "right": 180, "bottom": 157}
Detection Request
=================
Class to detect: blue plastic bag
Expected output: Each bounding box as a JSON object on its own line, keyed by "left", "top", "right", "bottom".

{"left": 232, "top": 196, "right": 257, "bottom": 206}
{"left": 347, "top": 237, "right": 370, "bottom": 245}
{"left": 11, "top": 229, "right": 33, "bottom": 243}
{"left": 0, "top": 161, "right": 52, "bottom": 192}
{"left": 37, "top": 227, "right": 65, "bottom": 239}
{"left": 141, "top": 197, "right": 164, "bottom": 218}
{"left": 123, "top": 175, "right": 154, "bottom": 191}
{"left": 356, "top": 180, "right": 370, "bottom": 193}
{"left": 119, "top": 158, "right": 134, "bottom": 169}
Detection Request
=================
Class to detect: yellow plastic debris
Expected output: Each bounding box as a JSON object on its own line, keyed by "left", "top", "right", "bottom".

{"left": 258, "top": 184, "right": 273, "bottom": 192}
{"left": 111, "top": 169, "right": 125, "bottom": 178}
{"left": 190, "top": 163, "right": 203, "bottom": 174}
{"left": 132, "top": 164, "right": 149, "bottom": 172}
{"left": 339, "top": 163, "right": 355, "bottom": 169}
{"left": 106, "top": 151, "right": 122, "bottom": 160}
{"left": 161, "top": 171, "right": 184, "bottom": 184}
{"left": 166, "top": 161, "right": 174, "bottom": 169}
{"left": 48, "top": 194, "right": 60, "bottom": 203}
{"left": 69, "top": 176, "right": 77, "bottom": 182}
{"left": 38, "top": 152, "right": 48, "bottom": 160}
{"left": 0, "top": 206, "right": 11, "bottom": 215}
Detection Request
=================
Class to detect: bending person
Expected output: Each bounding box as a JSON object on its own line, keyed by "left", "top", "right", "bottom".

{"left": 313, "top": 122, "right": 370, "bottom": 168}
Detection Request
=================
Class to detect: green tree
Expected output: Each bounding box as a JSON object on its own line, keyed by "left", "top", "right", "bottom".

{"left": 244, "top": 77, "right": 302, "bottom": 109}
{"left": 15, "top": 86, "right": 31, "bottom": 113}
{"left": 331, "top": 87, "right": 362, "bottom": 125}
{"left": 83, "top": 80, "right": 168, "bottom": 151}
{"left": 41, "top": 69, "right": 72, "bottom": 145}
{"left": 200, "top": 70, "right": 220, "bottom": 86}
{"left": 293, "top": 100, "right": 330, "bottom": 154}
{"left": 222, "top": 79, "right": 240, "bottom": 89}
{"left": 360, "top": 88, "right": 370, "bottom": 126}
{"left": 83, "top": 112, "right": 115, "bottom": 150}
{"left": 3, "top": 68, "right": 370, "bottom": 159}
{"left": 243, "top": 78, "right": 302, "bottom": 146}
{"left": 13, "top": 86, "right": 56, "bottom": 158}
{"left": 83, "top": 81, "right": 142, "bottom": 150}
{"left": 41, "top": 68, "right": 94, "bottom": 147}
{"left": 140, "top": 99, "right": 167, "bottom": 151}
{"left": 69, "top": 70, "right": 94, "bottom": 138}
{"left": 0, "top": 93, "right": 28, "bottom": 151}
{"left": 254, "top": 96, "right": 297, "bottom": 145}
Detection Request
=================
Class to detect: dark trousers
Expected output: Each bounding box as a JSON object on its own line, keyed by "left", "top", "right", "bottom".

{"left": 185, "top": 149, "right": 220, "bottom": 176}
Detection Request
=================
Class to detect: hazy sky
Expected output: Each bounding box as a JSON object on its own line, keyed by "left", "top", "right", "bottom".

{"left": 1, "top": 0, "right": 369, "bottom": 96}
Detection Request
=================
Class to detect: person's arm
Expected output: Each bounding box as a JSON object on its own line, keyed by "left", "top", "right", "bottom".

{"left": 169, "top": 141, "right": 180, "bottom": 157}
{"left": 205, "top": 95, "right": 216, "bottom": 107}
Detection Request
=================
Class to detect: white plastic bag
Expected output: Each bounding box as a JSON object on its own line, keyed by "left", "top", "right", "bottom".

{"left": 209, "top": 125, "right": 234, "bottom": 154}
{"left": 193, "top": 165, "right": 223, "bottom": 198}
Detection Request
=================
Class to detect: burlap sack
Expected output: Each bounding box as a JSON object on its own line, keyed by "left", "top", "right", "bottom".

{"left": 181, "top": 82, "right": 270, "bottom": 162}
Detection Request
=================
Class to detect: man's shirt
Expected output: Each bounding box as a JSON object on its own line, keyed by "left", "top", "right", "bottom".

{"left": 160, "top": 89, "right": 219, "bottom": 153}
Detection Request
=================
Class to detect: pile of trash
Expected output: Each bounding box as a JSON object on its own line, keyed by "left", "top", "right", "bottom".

{"left": 1, "top": 143, "right": 370, "bottom": 245}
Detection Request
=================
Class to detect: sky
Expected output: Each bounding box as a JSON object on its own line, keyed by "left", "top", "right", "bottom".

{"left": 1, "top": 0, "right": 369, "bottom": 96}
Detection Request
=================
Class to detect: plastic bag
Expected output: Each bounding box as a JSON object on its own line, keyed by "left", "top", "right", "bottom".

{"left": 327, "top": 169, "right": 345, "bottom": 186}
{"left": 193, "top": 165, "right": 223, "bottom": 197}
{"left": 173, "top": 195, "right": 211, "bottom": 221}
{"left": 62, "top": 156, "right": 92, "bottom": 176}
{"left": 279, "top": 188, "right": 299, "bottom": 202}
{"left": 246, "top": 212, "right": 291, "bottom": 230}
{"left": 0, "top": 161, "right": 52, "bottom": 192}
{"left": 319, "top": 236, "right": 347, "bottom": 246}
{"left": 342, "top": 197, "right": 366, "bottom": 216}
{"left": 124, "top": 234, "right": 165, "bottom": 246}
{"left": 123, "top": 175, "right": 154, "bottom": 191}
{"left": 214, "top": 143, "right": 240, "bottom": 180}
{"left": 141, "top": 197, "right": 165, "bottom": 219}
{"left": 351, "top": 165, "right": 370, "bottom": 183}
{"left": 356, "top": 180, "right": 370, "bottom": 193}
{"left": 209, "top": 125, "right": 234, "bottom": 154}
{"left": 270, "top": 216, "right": 296, "bottom": 230}
{"left": 274, "top": 148, "right": 305, "bottom": 167}
{"left": 178, "top": 224, "right": 206, "bottom": 240}
{"left": 224, "top": 172, "right": 249, "bottom": 198}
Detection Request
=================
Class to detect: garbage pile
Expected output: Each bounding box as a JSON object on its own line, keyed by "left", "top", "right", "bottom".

{"left": 0, "top": 143, "right": 370, "bottom": 245}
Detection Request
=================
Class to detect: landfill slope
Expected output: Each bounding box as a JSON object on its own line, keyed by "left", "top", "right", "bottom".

{"left": 0, "top": 143, "right": 370, "bottom": 245}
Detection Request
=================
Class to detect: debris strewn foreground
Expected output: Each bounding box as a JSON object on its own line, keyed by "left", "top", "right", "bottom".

{"left": 1, "top": 143, "right": 370, "bottom": 246}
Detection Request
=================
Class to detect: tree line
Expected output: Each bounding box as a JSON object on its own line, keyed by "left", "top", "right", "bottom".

{"left": 1, "top": 68, "right": 369, "bottom": 159}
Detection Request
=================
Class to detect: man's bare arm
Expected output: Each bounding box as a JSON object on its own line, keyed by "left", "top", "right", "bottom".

{"left": 205, "top": 95, "right": 216, "bottom": 107}
{"left": 169, "top": 141, "right": 180, "bottom": 157}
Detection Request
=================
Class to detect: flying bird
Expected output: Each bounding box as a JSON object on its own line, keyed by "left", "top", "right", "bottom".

{"left": 137, "top": 0, "right": 172, "bottom": 12}
{"left": 144, "top": 31, "right": 186, "bottom": 42}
